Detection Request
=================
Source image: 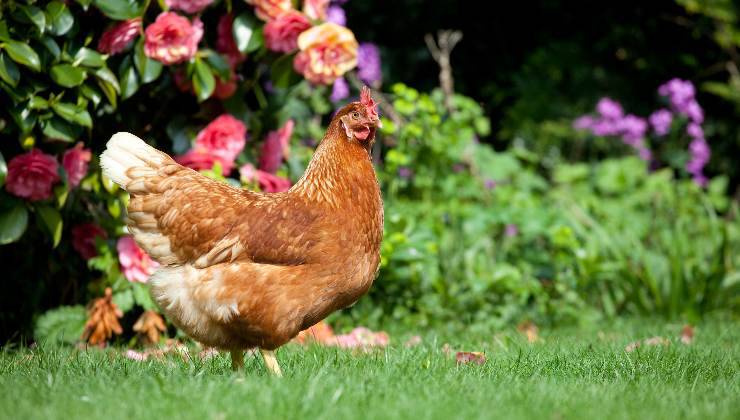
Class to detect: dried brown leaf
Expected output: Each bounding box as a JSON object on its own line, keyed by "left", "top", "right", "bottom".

{"left": 456, "top": 351, "right": 486, "bottom": 365}
{"left": 517, "top": 320, "right": 539, "bottom": 343}
{"left": 133, "top": 310, "right": 167, "bottom": 345}
{"left": 81, "top": 288, "right": 123, "bottom": 346}
{"left": 680, "top": 325, "right": 694, "bottom": 345}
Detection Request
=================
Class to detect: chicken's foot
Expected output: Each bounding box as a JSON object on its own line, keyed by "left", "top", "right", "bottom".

{"left": 259, "top": 349, "right": 283, "bottom": 377}
{"left": 230, "top": 350, "right": 244, "bottom": 371}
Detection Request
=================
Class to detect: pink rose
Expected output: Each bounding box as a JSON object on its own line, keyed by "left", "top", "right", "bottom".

{"left": 71, "top": 223, "right": 107, "bottom": 260}
{"left": 144, "top": 12, "right": 203, "bottom": 65}
{"left": 175, "top": 149, "right": 235, "bottom": 175}
{"left": 264, "top": 11, "right": 311, "bottom": 53}
{"left": 97, "top": 18, "right": 142, "bottom": 55}
{"left": 303, "top": 0, "right": 330, "bottom": 20}
{"left": 239, "top": 163, "right": 291, "bottom": 192}
{"left": 216, "top": 14, "right": 245, "bottom": 67}
{"left": 246, "top": 0, "right": 293, "bottom": 22}
{"left": 5, "top": 149, "right": 60, "bottom": 201}
{"left": 293, "top": 23, "right": 358, "bottom": 85}
{"left": 117, "top": 236, "right": 159, "bottom": 283}
{"left": 165, "top": 0, "right": 213, "bottom": 14}
{"left": 62, "top": 142, "right": 92, "bottom": 188}
{"left": 259, "top": 120, "right": 294, "bottom": 173}
{"left": 195, "top": 114, "right": 247, "bottom": 163}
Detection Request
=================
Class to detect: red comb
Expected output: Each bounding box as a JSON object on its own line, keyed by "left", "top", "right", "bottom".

{"left": 360, "top": 86, "right": 378, "bottom": 119}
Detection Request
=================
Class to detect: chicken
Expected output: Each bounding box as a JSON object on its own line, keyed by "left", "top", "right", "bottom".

{"left": 100, "top": 87, "right": 383, "bottom": 375}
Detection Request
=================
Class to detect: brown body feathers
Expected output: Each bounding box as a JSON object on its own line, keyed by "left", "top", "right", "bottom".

{"left": 100, "top": 98, "right": 383, "bottom": 352}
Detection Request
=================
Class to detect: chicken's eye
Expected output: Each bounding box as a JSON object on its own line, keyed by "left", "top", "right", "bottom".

{"left": 351, "top": 111, "right": 360, "bottom": 120}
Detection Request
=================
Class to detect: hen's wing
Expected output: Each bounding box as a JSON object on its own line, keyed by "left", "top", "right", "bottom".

{"left": 100, "top": 132, "right": 318, "bottom": 267}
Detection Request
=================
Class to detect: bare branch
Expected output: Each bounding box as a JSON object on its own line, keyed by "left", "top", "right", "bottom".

{"left": 425, "top": 30, "right": 463, "bottom": 112}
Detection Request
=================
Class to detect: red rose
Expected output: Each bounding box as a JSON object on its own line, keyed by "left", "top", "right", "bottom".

{"left": 259, "top": 120, "right": 294, "bottom": 173}
{"left": 264, "top": 11, "right": 312, "bottom": 53}
{"left": 144, "top": 12, "right": 203, "bottom": 65}
{"left": 239, "top": 163, "right": 291, "bottom": 192}
{"left": 214, "top": 71, "right": 238, "bottom": 99}
{"left": 71, "top": 223, "right": 107, "bottom": 260}
{"left": 175, "top": 149, "right": 235, "bottom": 175}
{"left": 98, "top": 18, "right": 142, "bottom": 55}
{"left": 62, "top": 142, "right": 92, "bottom": 188}
{"left": 5, "top": 149, "right": 60, "bottom": 201}
{"left": 194, "top": 114, "right": 247, "bottom": 163}
{"left": 216, "top": 14, "right": 245, "bottom": 68}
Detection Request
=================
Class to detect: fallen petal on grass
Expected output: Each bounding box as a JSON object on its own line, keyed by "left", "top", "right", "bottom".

{"left": 405, "top": 335, "right": 422, "bottom": 347}
{"left": 625, "top": 336, "right": 671, "bottom": 352}
{"left": 517, "top": 321, "right": 540, "bottom": 343}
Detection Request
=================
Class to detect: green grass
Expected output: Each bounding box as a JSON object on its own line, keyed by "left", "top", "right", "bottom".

{"left": 1, "top": 319, "right": 738, "bottom": 420}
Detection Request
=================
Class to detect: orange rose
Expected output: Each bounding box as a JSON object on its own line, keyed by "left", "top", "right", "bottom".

{"left": 245, "top": 0, "right": 293, "bottom": 21}
{"left": 293, "top": 23, "right": 358, "bottom": 85}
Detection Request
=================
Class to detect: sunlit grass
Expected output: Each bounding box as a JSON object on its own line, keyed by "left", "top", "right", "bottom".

{"left": 1, "top": 319, "right": 738, "bottom": 420}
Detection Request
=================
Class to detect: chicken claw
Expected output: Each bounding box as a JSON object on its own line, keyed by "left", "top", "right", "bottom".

{"left": 260, "top": 349, "right": 283, "bottom": 377}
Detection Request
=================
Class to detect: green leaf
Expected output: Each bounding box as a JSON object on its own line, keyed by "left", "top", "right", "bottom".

{"left": 192, "top": 57, "right": 215, "bottom": 102}
{"left": 93, "top": 0, "right": 150, "bottom": 20}
{"left": 0, "top": 52, "right": 20, "bottom": 87}
{"left": 0, "top": 21, "right": 10, "bottom": 42}
{"left": 113, "top": 289, "right": 134, "bottom": 312}
{"left": 46, "top": 1, "right": 75, "bottom": 36}
{"left": 96, "top": 77, "right": 118, "bottom": 108}
{"left": 51, "top": 102, "right": 92, "bottom": 128}
{"left": 80, "top": 83, "right": 103, "bottom": 107}
{"left": 2, "top": 40, "right": 41, "bottom": 72}
{"left": 18, "top": 5, "right": 47, "bottom": 34}
{"left": 0, "top": 151, "right": 6, "bottom": 188}
{"left": 34, "top": 305, "right": 87, "bottom": 345}
{"left": 132, "top": 283, "right": 156, "bottom": 310}
{"left": 204, "top": 51, "right": 231, "bottom": 81}
{"left": 37, "top": 205, "right": 63, "bottom": 247}
{"left": 133, "top": 40, "right": 162, "bottom": 84}
{"left": 54, "top": 184, "right": 69, "bottom": 207}
{"left": 74, "top": 47, "right": 105, "bottom": 68}
{"left": 42, "top": 116, "right": 82, "bottom": 142}
{"left": 0, "top": 201, "right": 29, "bottom": 245}
{"left": 51, "top": 64, "right": 87, "bottom": 87}
{"left": 94, "top": 67, "right": 120, "bottom": 92}
{"left": 29, "top": 96, "right": 49, "bottom": 110}
{"left": 233, "top": 13, "right": 263, "bottom": 54}
{"left": 41, "top": 37, "right": 61, "bottom": 60}
{"left": 119, "top": 57, "right": 139, "bottom": 99}
{"left": 271, "top": 53, "right": 300, "bottom": 89}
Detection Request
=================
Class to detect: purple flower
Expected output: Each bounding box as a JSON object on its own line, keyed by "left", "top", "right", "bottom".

{"left": 357, "top": 43, "right": 382, "bottom": 85}
{"left": 326, "top": 6, "right": 346, "bottom": 26}
{"left": 637, "top": 146, "right": 652, "bottom": 162}
{"left": 591, "top": 119, "right": 621, "bottom": 136}
{"left": 685, "top": 100, "right": 704, "bottom": 124}
{"left": 330, "top": 77, "right": 349, "bottom": 102}
{"left": 649, "top": 109, "right": 672, "bottom": 136}
{"left": 572, "top": 115, "right": 594, "bottom": 131}
{"left": 504, "top": 224, "right": 518, "bottom": 237}
{"left": 686, "top": 137, "right": 711, "bottom": 187}
{"left": 398, "top": 167, "right": 413, "bottom": 178}
{"left": 658, "top": 78, "right": 695, "bottom": 110}
{"left": 452, "top": 163, "right": 466, "bottom": 173}
{"left": 484, "top": 179, "right": 497, "bottom": 189}
{"left": 686, "top": 123, "right": 703, "bottom": 140}
{"left": 596, "top": 97, "right": 624, "bottom": 120}
{"left": 619, "top": 114, "right": 648, "bottom": 143}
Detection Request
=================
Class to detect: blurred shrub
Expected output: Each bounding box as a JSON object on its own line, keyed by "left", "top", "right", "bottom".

{"left": 338, "top": 84, "right": 739, "bottom": 331}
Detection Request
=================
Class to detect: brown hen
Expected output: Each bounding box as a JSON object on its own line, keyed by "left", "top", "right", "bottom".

{"left": 100, "top": 87, "right": 383, "bottom": 375}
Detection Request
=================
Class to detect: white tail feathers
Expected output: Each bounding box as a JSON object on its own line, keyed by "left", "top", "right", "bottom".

{"left": 100, "top": 132, "right": 167, "bottom": 189}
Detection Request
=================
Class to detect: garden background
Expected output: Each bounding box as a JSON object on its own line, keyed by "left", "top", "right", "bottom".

{"left": 0, "top": 0, "right": 738, "bottom": 347}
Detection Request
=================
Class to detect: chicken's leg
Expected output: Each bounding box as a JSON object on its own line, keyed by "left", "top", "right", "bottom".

{"left": 259, "top": 349, "right": 283, "bottom": 377}
{"left": 230, "top": 350, "right": 244, "bottom": 371}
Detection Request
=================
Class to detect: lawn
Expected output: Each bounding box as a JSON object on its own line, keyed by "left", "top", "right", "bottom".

{"left": 1, "top": 319, "right": 738, "bottom": 420}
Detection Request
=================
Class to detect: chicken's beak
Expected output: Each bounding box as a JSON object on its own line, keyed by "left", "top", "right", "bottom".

{"left": 375, "top": 117, "right": 383, "bottom": 129}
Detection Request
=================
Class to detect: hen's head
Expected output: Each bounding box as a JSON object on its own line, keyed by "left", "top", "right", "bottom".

{"left": 335, "top": 86, "right": 382, "bottom": 143}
